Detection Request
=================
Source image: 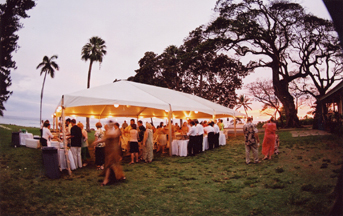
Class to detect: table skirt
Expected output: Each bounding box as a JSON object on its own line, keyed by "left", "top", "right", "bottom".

{"left": 58, "top": 149, "right": 76, "bottom": 170}
{"left": 20, "top": 133, "right": 33, "bottom": 145}
{"left": 219, "top": 131, "right": 226, "bottom": 145}
{"left": 171, "top": 140, "right": 189, "bottom": 157}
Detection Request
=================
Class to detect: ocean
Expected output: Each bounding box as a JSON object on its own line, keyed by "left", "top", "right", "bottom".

{"left": 0, "top": 115, "right": 41, "bottom": 128}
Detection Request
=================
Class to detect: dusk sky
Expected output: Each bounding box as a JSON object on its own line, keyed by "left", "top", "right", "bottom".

{"left": 0, "top": 0, "right": 333, "bottom": 126}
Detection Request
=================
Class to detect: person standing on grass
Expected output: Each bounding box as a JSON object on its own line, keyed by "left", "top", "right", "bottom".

{"left": 262, "top": 117, "right": 277, "bottom": 160}
{"left": 213, "top": 121, "right": 220, "bottom": 148}
{"left": 195, "top": 119, "right": 204, "bottom": 154}
{"left": 69, "top": 119, "right": 82, "bottom": 169}
{"left": 243, "top": 117, "right": 259, "bottom": 165}
{"left": 157, "top": 125, "right": 168, "bottom": 154}
{"left": 137, "top": 120, "right": 146, "bottom": 160}
{"left": 93, "top": 121, "right": 126, "bottom": 186}
{"left": 77, "top": 122, "right": 90, "bottom": 167}
{"left": 204, "top": 122, "right": 215, "bottom": 150}
{"left": 142, "top": 123, "right": 154, "bottom": 163}
{"left": 94, "top": 122, "right": 105, "bottom": 170}
{"left": 187, "top": 120, "right": 197, "bottom": 156}
{"left": 129, "top": 124, "right": 139, "bottom": 164}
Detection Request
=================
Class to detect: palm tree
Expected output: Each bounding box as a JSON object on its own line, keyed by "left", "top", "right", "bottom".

{"left": 37, "top": 55, "right": 59, "bottom": 125}
{"left": 235, "top": 94, "right": 252, "bottom": 118}
{"left": 81, "top": 36, "right": 107, "bottom": 130}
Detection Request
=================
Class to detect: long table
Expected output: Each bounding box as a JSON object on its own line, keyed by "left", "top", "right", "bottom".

{"left": 172, "top": 134, "right": 226, "bottom": 156}
{"left": 20, "top": 133, "right": 33, "bottom": 146}
{"left": 58, "top": 149, "right": 76, "bottom": 170}
{"left": 219, "top": 131, "right": 226, "bottom": 146}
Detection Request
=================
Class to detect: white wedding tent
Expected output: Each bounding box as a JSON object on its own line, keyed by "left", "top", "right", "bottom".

{"left": 55, "top": 80, "right": 244, "bottom": 120}
{"left": 54, "top": 80, "right": 244, "bottom": 174}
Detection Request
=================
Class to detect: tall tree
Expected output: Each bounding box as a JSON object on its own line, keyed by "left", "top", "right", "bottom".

{"left": 130, "top": 26, "right": 250, "bottom": 107}
{"left": 128, "top": 51, "right": 161, "bottom": 86}
{"left": 207, "top": 0, "right": 311, "bottom": 127}
{"left": 36, "top": 55, "right": 59, "bottom": 124}
{"left": 290, "top": 15, "right": 343, "bottom": 128}
{"left": 0, "top": 0, "right": 35, "bottom": 116}
{"left": 235, "top": 94, "right": 252, "bottom": 118}
{"left": 246, "top": 80, "right": 283, "bottom": 127}
{"left": 81, "top": 36, "right": 107, "bottom": 130}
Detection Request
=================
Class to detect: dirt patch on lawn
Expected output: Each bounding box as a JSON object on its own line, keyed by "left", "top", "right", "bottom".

{"left": 290, "top": 129, "right": 331, "bottom": 137}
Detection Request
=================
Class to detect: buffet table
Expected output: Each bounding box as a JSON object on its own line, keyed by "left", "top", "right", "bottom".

{"left": 171, "top": 140, "right": 188, "bottom": 157}
{"left": 58, "top": 149, "right": 76, "bottom": 170}
{"left": 19, "top": 133, "right": 33, "bottom": 146}
{"left": 203, "top": 136, "right": 209, "bottom": 151}
{"left": 219, "top": 131, "right": 226, "bottom": 146}
{"left": 25, "top": 138, "right": 40, "bottom": 148}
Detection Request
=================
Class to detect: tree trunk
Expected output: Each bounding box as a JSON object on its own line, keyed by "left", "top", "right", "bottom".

{"left": 87, "top": 60, "right": 93, "bottom": 89}
{"left": 272, "top": 68, "right": 301, "bottom": 128}
{"left": 40, "top": 72, "right": 47, "bottom": 126}
{"left": 312, "top": 99, "right": 326, "bottom": 130}
{"left": 277, "top": 110, "right": 284, "bottom": 128}
{"left": 86, "top": 60, "right": 93, "bottom": 131}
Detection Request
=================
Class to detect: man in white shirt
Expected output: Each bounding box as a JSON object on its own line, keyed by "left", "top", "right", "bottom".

{"left": 187, "top": 120, "right": 197, "bottom": 156}
{"left": 213, "top": 121, "right": 220, "bottom": 148}
{"left": 195, "top": 119, "right": 204, "bottom": 154}
{"left": 41, "top": 122, "right": 55, "bottom": 147}
{"left": 204, "top": 122, "right": 215, "bottom": 150}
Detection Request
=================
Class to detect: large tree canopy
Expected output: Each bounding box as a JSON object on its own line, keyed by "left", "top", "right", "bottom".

{"left": 0, "top": 0, "right": 35, "bottom": 116}
{"left": 81, "top": 36, "right": 107, "bottom": 130}
{"left": 129, "top": 26, "right": 250, "bottom": 108}
{"left": 206, "top": 0, "right": 342, "bottom": 127}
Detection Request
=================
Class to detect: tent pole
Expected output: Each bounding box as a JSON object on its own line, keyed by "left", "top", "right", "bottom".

{"left": 62, "top": 95, "right": 72, "bottom": 175}
{"left": 55, "top": 115, "right": 58, "bottom": 131}
{"left": 234, "top": 116, "right": 237, "bottom": 137}
{"left": 168, "top": 104, "right": 173, "bottom": 156}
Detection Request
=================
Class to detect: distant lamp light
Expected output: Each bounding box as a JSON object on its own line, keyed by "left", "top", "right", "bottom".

{"left": 90, "top": 116, "right": 95, "bottom": 118}
{"left": 57, "top": 106, "right": 62, "bottom": 112}
{"left": 165, "top": 110, "right": 169, "bottom": 112}
{"left": 194, "top": 111, "right": 198, "bottom": 114}
{"left": 114, "top": 104, "right": 119, "bottom": 108}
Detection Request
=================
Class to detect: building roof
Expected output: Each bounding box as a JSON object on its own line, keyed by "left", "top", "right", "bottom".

{"left": 318, "top": 80, "right": 343, "bottom": 102}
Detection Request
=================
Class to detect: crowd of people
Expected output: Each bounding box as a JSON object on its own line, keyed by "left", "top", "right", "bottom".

{"left": 41, "top": 116, "right": 280, "bottom": 185}
{"left": 243, "top": 117, "right": 279, "bottom": 165}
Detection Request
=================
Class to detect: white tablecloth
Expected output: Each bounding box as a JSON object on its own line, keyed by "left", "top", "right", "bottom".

{"left": 25, "top": 138, "right": 40, "bottom": 148}
{"left": 58, "top": 149, "right": 76, "bottom": 170}
{"left": 203, "top": 136, "right": 209, "bottom": 151}
{"left": 20, "top": 133, "right": 33, "bottom": 145}
{"left": 171, "top": 140, "right": 188, "bottom": 157}
{"left": 219, "top": 131, "right": 226, "bottom": 145}
{"left": 50, "top": 141, "right": 63, "bottom": 149}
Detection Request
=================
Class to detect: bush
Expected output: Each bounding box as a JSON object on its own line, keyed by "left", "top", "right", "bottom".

{"left": 299, "top": 118, "right": 314, "bottom": 125}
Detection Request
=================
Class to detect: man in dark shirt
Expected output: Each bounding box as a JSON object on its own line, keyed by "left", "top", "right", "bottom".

{"left": 137, "top": 120, "right": 146, "bottom": 159}
{"left": 69, "top": 119, "right": 82, "bottom": 168}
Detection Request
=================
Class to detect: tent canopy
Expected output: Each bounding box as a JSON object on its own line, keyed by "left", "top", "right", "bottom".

{"left": 55, "top": 80, "right": 244, "bottom": 120}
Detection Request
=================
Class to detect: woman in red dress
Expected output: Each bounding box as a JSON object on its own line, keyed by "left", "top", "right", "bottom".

{"left": 262, "top": 118, "right": 277, "bottom": 160}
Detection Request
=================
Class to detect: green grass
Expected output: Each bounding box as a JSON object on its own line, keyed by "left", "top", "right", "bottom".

{"left": 1, "top": 124, "right": 342, "bottom": 215}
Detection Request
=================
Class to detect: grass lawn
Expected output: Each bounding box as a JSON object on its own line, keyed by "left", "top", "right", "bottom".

{"left": 0, "top": 124, "right": 342, "bottom": 215}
